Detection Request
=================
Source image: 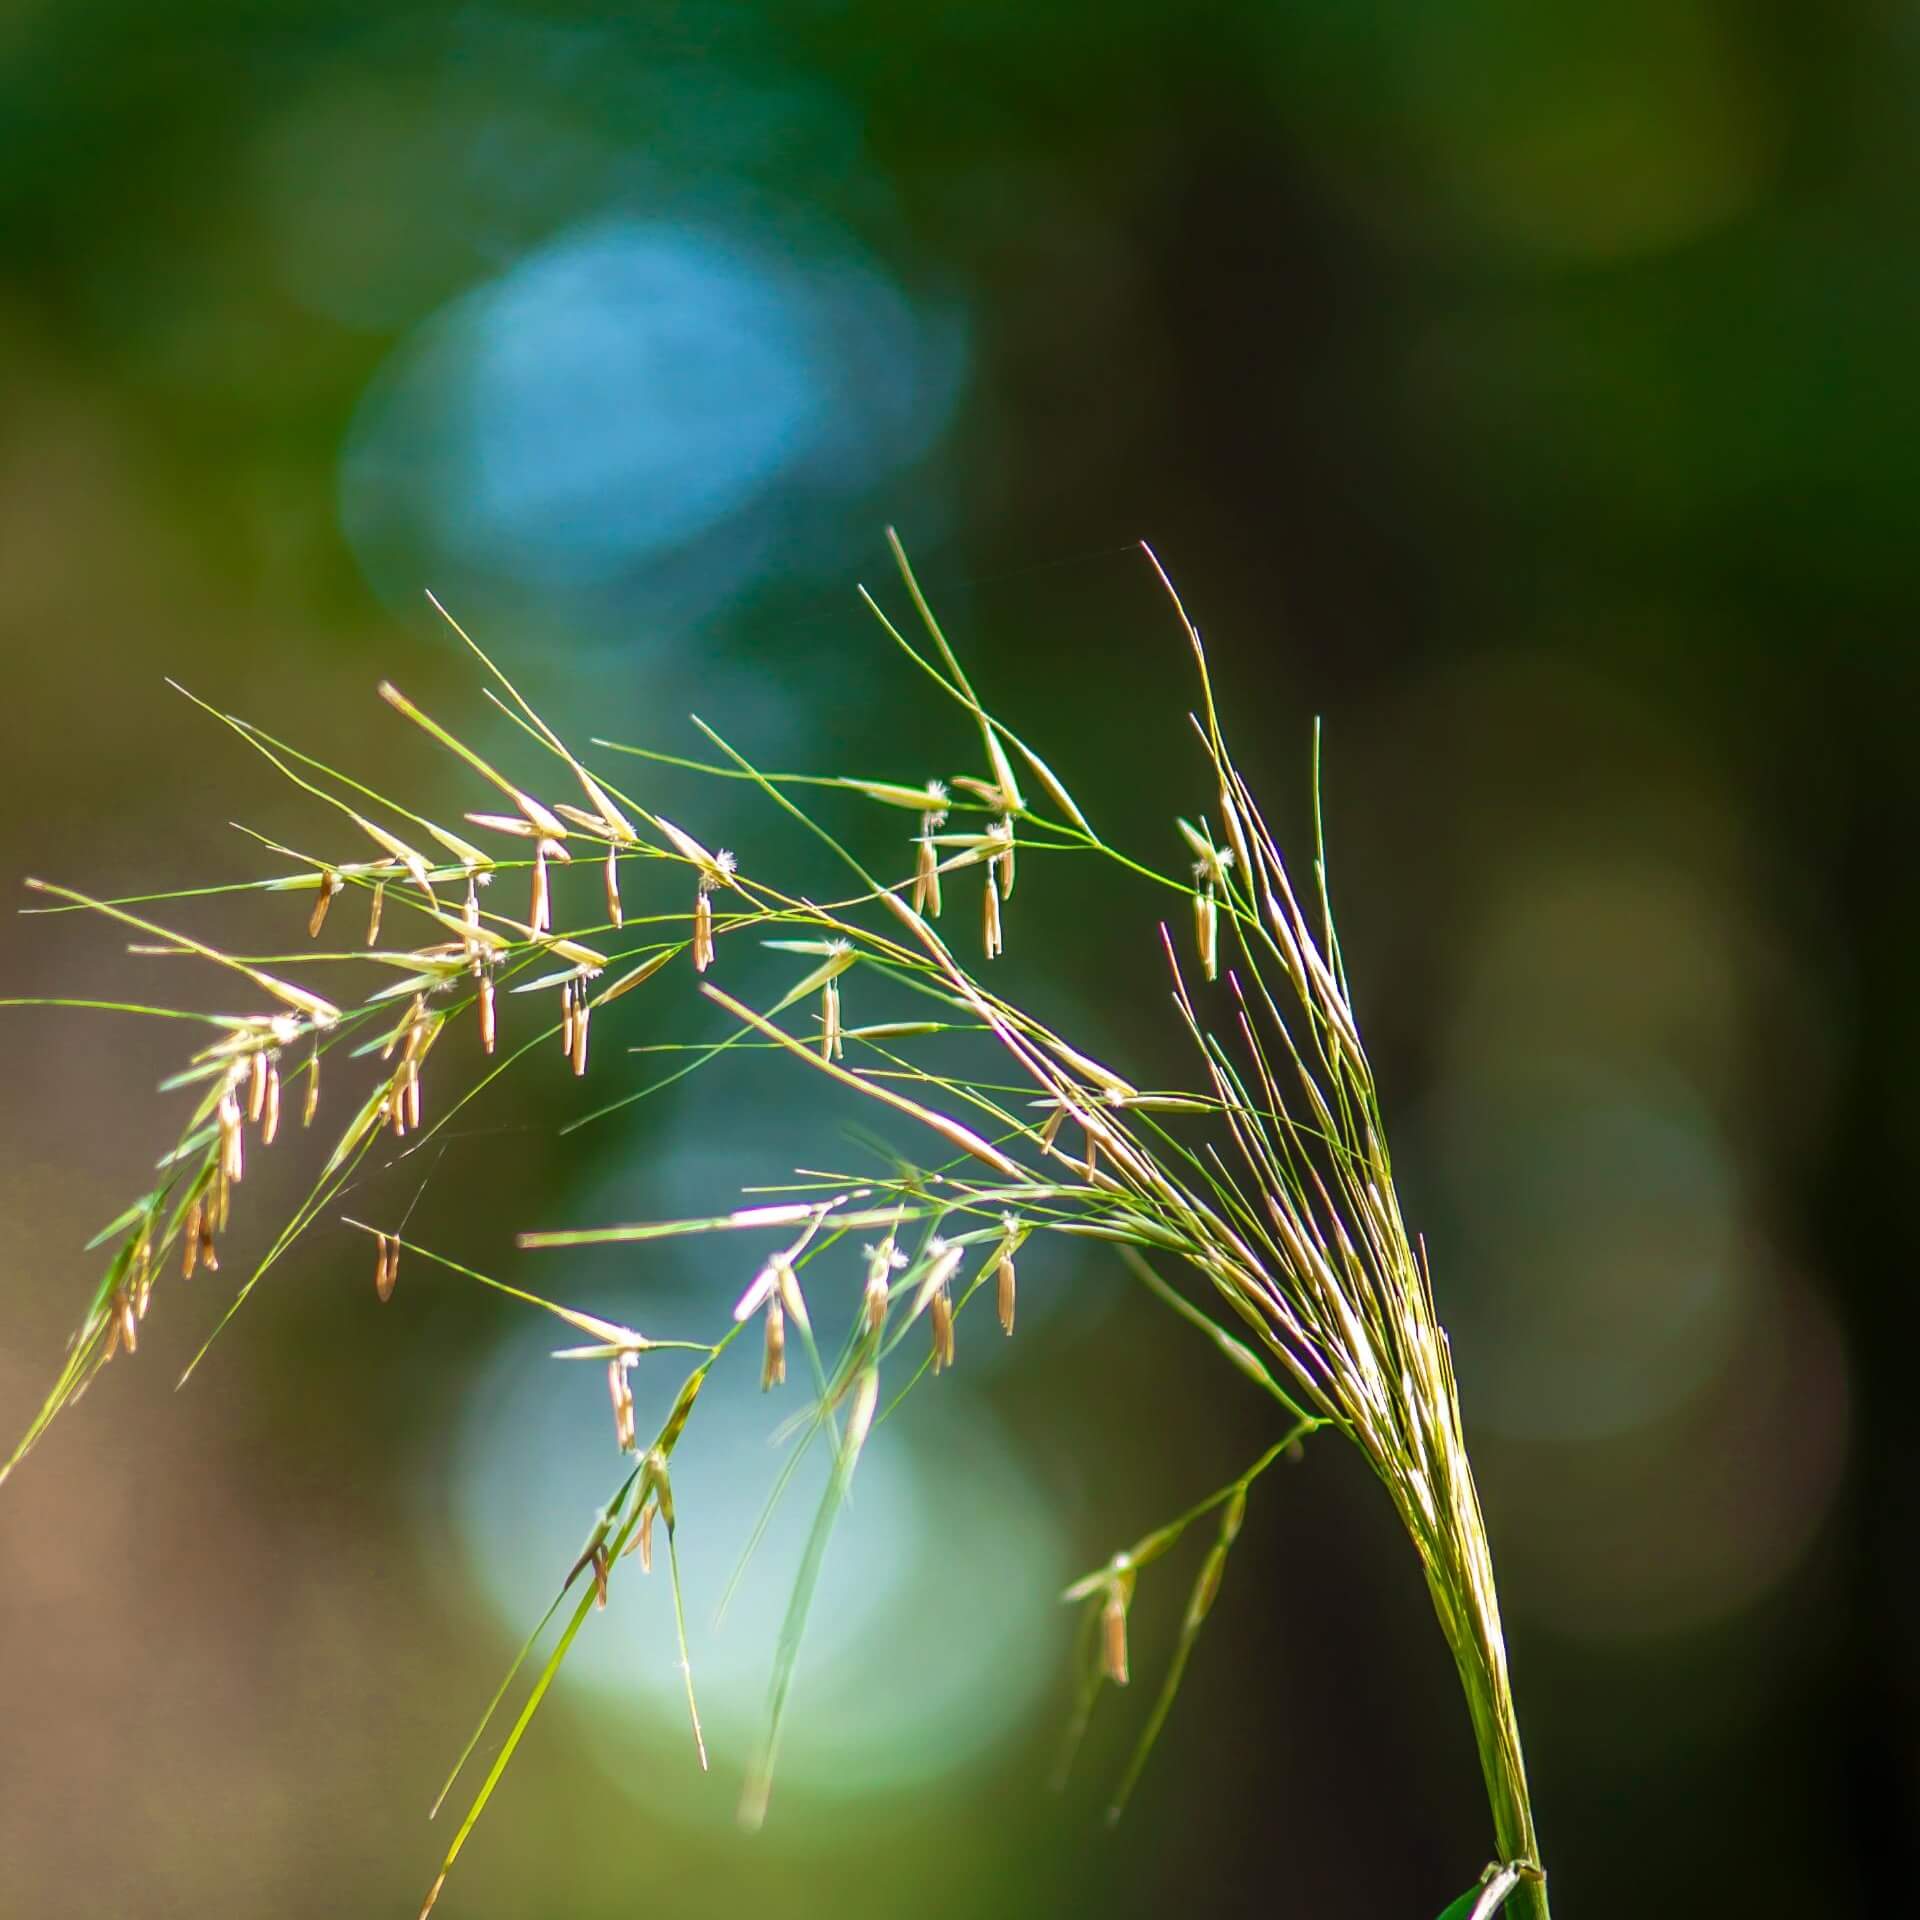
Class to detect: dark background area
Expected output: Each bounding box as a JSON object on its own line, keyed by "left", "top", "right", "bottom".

{"left": 2, "top": 4, "right": 1914, "bottom": 1914}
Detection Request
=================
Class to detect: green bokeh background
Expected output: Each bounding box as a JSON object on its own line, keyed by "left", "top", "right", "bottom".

{"left": 1, "top": 4, "right": 1913, "bottom": 1914}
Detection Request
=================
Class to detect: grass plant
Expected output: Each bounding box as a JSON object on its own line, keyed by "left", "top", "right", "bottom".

{"left": 3, "top": 537, "right": 1548, "bottom": 1919}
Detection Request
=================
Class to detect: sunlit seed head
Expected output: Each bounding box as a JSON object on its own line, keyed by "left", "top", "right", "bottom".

{"left": 262, "top": 1062, "right": 281, "bottom": 1145}
{"left": 366, "top": 880, "right": 386, "bottom": 948}
{"left": 303, "top": 1045, "right": 320, "bottom": 1126}
{"left": 182, "top": 1198, "right": 203, "bottom": 1279}
{"left": 247, "top": 1049, "right": 269, "bottom": 1124}
{"left": 997, "top": 1251, "right": 1016, "bottom": 1336}
{"left": 560, "top": 981, "right": 576, "bottom": 1059}
{"left": 478, "top": 969, "right": 496, "bottom": 1054}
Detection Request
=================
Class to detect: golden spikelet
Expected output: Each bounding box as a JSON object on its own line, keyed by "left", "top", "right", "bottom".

{"left": 761, "top": 1290, "right": 786, "bottom": 1391}
{"left": 308, "top": 869, "right": 341, "bottom": 938}
{"left": 603, "top": 844, "right": 622, "bottom": 929}
{"left": 1100, "top": 1591, "right": 1130, "bottom": 1685}
{"left": 608, "top": 1359, "right": 636, "bottom": 1452}
{"left": 821, "top": 976, "right": 841, "bottom": 1061}
{"left": 930, "top": 1286, "right": 955, "bottom": 1372}
{"left": 692, "top": 887, "right": 715, "bottom": 972}
{"left": 530, "top": 841, "right": 550, "bottom": 935}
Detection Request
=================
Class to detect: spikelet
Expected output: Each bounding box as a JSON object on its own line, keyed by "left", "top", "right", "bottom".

{"left": 182, "top": 1198, "right": 203, "bottom": 1279}
{"left": 982, "top": 866, "right": 1004, "bottom": 960}
{"left": 912, "top": 818, "right": 944, "bottom": 918}
{"left": 821, "top": 976, "right": 841, "bottom": 1061}
{"left": 604, "top": 844, "right": 622, "bottom": 929}
{"left": 375, "top": 1233, "right": 399, "bottom": 1302}
{"left": 571, "top": 992, "right": 590, "bottom": 1076}
{"left": 366, "top": 880, "right": 386, "bottom": 946}
{"left": 761, "top": 1290, "right": 786, "bottom": 1391}
{"left": 992, "top": 816, "right": 1016, "bottom": 899}
{"left": 560, "top": 981, "right": 576, "bottom": 1060}
{"left": 530, "top": 840, "right": 551, "bottom": 935}
{"left": 608, "top": 1358, "right": 636, "bottom": 1452}
{"left": 692, "top": 887, "right": 715, "bottom": 973}
{"left": 247, "top": 1049, "right": 269, "bottom": 1123}
{"left": 302, "top": 1044, "right": 320, "bottom": 1127}
{"left": 1101, "top": 1589, "right": 1130, "bottom": 1685}
{"left": 478, "top": 968, "right": 496, "bottom": 1053}
{"left": 864, "top": 1237, "right": 902, "bottom": 1332}
{"left": 1195, "top": 885, "right": 1218, "bottom": 982}
{"left": 218, "top": 1088, "right": 244, "bottom": 1185}
{"left": 308, "top": 869, "right": 341, "bottom": 938}
{"left": 262, "top": 1061, "right": 281, "bottom": 1145}
{"left": 930, "top": 1285, "right": 955, "bottom": 1373}
{"left": 997, "top": 1248, "right": 1016, "bottom": 1335}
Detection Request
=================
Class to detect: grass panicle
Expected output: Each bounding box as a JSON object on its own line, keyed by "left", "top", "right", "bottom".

{"left": 3, "top": 537, "right": 1547, "bottom": 1920}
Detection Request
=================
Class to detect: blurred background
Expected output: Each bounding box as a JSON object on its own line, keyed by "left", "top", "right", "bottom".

{"left": 1, "top": 2, "right": 1913, "bottom": 1914}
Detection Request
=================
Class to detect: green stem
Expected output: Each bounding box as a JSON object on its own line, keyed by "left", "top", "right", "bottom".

{"left": 1424, "top": 1473, "right": 1550, "bottom": 1920}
